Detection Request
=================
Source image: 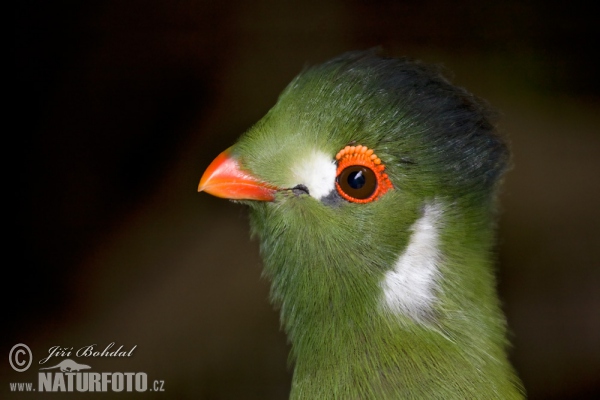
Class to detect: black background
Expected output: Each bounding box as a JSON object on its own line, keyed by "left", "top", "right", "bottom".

{"left": 7, "top": 1, "right": 599, "bottom": 399}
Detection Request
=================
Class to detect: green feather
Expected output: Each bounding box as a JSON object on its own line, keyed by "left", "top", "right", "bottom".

{"left": 212, "top": 51, "right": 524, "bottom": 398}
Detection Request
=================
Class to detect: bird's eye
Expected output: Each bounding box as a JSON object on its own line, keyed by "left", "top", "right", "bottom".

{"left": 337, "top": 166, "right": 377, "bottom": 199}
{"left": 335, "top": 145, "right": 393, "bottom": 203}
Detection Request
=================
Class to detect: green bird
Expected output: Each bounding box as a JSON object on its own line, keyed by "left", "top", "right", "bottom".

{"left": 199, "top": 51, "right": 524, "bottom": 399}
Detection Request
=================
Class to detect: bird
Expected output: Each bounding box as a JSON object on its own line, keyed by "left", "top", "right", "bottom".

{"left": 198, "top": 51, "right": 524, "bottom": 399}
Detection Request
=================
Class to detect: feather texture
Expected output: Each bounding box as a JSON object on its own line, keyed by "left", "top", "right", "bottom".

{"left": 203, "top": 51, "right": 524, "bottom": 398}
{"left": 381, "top": 201, "right": 443, "bottom": 322}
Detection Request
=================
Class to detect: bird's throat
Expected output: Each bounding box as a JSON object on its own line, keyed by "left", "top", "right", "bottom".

{"left": 249, "top": 199, "right": 522, "bottom": 399}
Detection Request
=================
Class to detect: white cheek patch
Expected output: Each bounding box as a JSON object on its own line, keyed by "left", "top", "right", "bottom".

{"left": 380, "top": 202, "right": 443, "bottom": 322}
{"left": 288, "top": 150, "right": 337, "bottom": 200}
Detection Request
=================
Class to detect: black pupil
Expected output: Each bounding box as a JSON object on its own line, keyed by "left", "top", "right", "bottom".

{"left": 347, "top": 170, "right": 365, "bottom": 189}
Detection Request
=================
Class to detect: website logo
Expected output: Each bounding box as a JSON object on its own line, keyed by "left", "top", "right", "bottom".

{"left": 8, "top": 342, "right": 165, "bottom": 394}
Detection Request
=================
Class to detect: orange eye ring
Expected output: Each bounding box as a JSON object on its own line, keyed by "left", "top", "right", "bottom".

{"left": 334, "top": 145, "right": 393, "bottom": 203}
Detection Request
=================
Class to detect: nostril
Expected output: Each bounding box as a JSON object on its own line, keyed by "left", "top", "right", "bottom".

{"left": 291, "top": 184, "right": 310, "bottom": 196}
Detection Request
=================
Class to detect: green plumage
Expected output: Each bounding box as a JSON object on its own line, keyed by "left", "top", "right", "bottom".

{"left": 213, "top": 51, "right": 524, "bottom": 398}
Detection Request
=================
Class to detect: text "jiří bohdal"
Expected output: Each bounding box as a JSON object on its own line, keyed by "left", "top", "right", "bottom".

{"left": 39, "top": 342, "right": 137, "bottom": 365}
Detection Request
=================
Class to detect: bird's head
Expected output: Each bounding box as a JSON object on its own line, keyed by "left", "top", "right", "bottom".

{"left": 199, "top": 51, "right": 521, "bottom": 397}
{"left": 200, "top": 51, "right": 508, "bottom": 313}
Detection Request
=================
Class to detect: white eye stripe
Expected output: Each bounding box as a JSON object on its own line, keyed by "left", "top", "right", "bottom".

{"left": 380, "top": 202, "right": 443, "bottom": 322}
{"left": 288, "top": 150, "right": 337, "bottom": 200}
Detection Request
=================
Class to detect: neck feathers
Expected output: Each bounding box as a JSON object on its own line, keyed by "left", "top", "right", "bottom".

{"left": 250, "top": 199, "right": 523, "bottom": 399}
{"left": 381, "top": 202, "right": 443, "bottom": 322}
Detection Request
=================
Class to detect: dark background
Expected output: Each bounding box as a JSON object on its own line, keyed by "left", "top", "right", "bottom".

{"left": 6, "top": 1, "right": 599, "bottom": 399}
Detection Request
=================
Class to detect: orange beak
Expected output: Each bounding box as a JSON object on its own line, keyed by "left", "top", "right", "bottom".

{"left": 198, "top": 148, "right": 277, "bottom": 201}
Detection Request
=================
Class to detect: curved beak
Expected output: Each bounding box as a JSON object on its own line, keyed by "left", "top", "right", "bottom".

{"left": 198, "top": 147, "right": 277, "bottom": 201}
